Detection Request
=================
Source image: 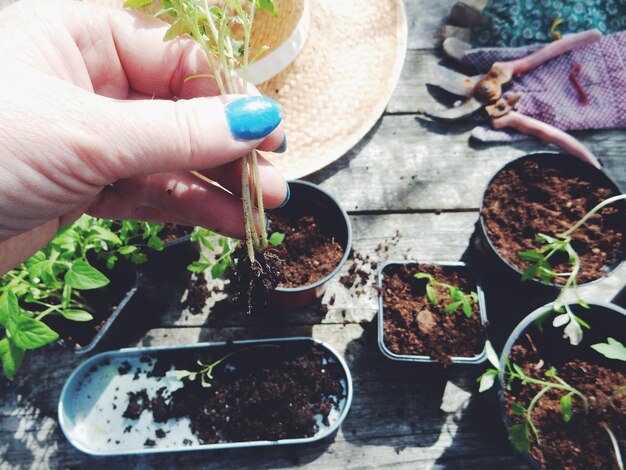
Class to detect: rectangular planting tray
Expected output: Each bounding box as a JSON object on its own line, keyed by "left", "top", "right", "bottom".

{"left": 58, "top": 337, "right": 353, "bottom": 455}
{"left": 377, "top": 261, "right": 488, "bottom": 364}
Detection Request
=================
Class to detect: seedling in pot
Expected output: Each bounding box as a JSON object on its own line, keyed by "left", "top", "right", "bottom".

{"left": 518, "top": 194, "right": 626, "bottom": 345}
{"left": 478, "top": 340, "right": 626, "bottom": 466}
{"left": 167, "top": 344, "right": 278, "bottom": 388}
{"left": 126, "top": 0, "right": 283, "bottom": 314}
{"left": 414, "top": 272, "right": 478, "bottom": 318}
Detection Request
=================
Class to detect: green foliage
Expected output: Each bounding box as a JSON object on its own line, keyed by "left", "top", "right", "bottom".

{"left": 167, "top": 344, "right": 278, "bottom": 388}
{"left": 187, "top": 228, "right": 237, "bottom": 279}
{"left": 478, "top": 348, "right": 589, "bottom": 454}
{"left": 413, "top": 272, "right": 478, "bottom": 318}
{"left": 591, "top": 337, "right": 626, "bottom": 362}
{"left": 518, "top": 194, "right": 626, "bottom": 345}
{"left": 0, "top": 215, "right": 172, "bottom": 379}
{"left": 268, "top": 231, "right": 285, "bottom": 247}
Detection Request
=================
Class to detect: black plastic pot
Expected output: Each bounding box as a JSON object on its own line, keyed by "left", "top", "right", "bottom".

{"left": 45, "top": 262, "right": 141, "bottom": 355}
{"left": 267, "top": 180, "right": 352, "bottom": 311}
{"left": 497, "top": 301, "right": 626, "bottom": 469}
{"left": 479, "top": 152, "right": 626, "bottom": 288}
{"left": 377, "top": 261, "right": 488, "bottom": 364}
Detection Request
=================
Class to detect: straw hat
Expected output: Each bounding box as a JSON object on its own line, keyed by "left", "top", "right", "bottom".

{"left": 86, "top": 0, "right": 408, "bottom": 179}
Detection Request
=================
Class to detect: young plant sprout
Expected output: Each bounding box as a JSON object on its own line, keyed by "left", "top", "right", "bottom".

{"left": 413, "top": 272, "right": 478, "bottom": 318}
{"left": 187, "top": 228, "right": 237, "bottom": 279}
{"left": 518, "top": 194, "right": 626, "bottom": 345}
{"left": 126, "top": 0, "right": 283, "bottom": 314}
{"left": 267, "top": 231, "right": 285, "bottom": 247}
{"left": 479, "top": 341, "right": 625, "bottom": 465}
{"left": 166, "top": 344, "right": 278, "bottom": 387}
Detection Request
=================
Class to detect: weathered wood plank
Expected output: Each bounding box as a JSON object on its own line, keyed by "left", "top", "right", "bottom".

{"left": 308, "top": 114, "right": 626, "bottom": 212}
{"left": 0, "top": 324, "right": 526, "bottom": 469}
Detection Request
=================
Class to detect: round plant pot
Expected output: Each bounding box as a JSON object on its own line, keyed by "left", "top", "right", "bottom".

{"left": 268, "top": 180, "right": 352, "bottom": 311}
{"left": 479, "top": 152, "right": 626, "bottom": 289}
{"left": 497, "top": 301, "right": 626, "bottom": 469}
{"left": 377, "top": 261, "right": 488, "bottom": 365}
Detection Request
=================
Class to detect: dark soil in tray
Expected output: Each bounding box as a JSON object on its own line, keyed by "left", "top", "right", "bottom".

{"left": 505, "top": 333, "right": 626, "bottom": 470}
{"left": 121, "top": 342, "right": 345, "bottom": 444}
{"left": 482, "top": 157, "right": 625, "bottom": 284}
{"left": 268, "top": 211, "right": 344, "bottom": 288}
{"left": 158, "top": 223, "right": 193, "bottom": 243}
{"left": 381, "top": 264, "right": 486, "bottom": 364}
{"left": 42, "top": 262, "right": 136, "bottom": 349}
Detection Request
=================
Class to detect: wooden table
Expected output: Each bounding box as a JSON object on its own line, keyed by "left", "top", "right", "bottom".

{"left": 1, "top": 1, "right": 625, "bottom": 468}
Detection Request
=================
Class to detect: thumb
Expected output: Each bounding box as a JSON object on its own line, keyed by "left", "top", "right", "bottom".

{"left": 96, "top": 95, "right": 283, "bottom": 181}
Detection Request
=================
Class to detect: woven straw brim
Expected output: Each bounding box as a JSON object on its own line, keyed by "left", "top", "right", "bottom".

{"left": 258, "top": 0, "right": 407, "bottom": 178}
{"left": 86, "top": 0, "right": 407, "bottom": 179}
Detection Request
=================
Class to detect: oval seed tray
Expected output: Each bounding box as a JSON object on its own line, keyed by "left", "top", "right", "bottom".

{"left": 58, "top": 337, "right": 353, "bottom": 455}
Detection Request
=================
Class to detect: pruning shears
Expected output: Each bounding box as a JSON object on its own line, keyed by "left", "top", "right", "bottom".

{"left": 421, "top": 30, "right": 603, "bottom": 168}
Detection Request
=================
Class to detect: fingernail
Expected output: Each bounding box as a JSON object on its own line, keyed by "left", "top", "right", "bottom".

{"left": 225, "top": 96, "right": 282, "bottom": 141}
{"left": 278, "top": 183, "right": 290, "bottom": 208}
{"left": 274, "top": 135, "right": 287, "bottom": 153}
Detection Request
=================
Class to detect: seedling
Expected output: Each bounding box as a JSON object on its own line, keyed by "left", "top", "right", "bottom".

{"left": 591, "top": 337, "right": 626, "bottom": 362}
{"left": 413, "top": 272, "right": 478, "bottom": 318}
{"left": 187, "top": 228, "right": 237, "bottom": 279}
{"left": 127, "top": 0, "right": 283, "bottom": 313}
{"left": 0, "top": 216, "right": 173, "bottom": 379}
{"left": 479, "top": 341, "right": 625, "bottom": 465}
{"left": 268, "top": 232, "right": 285, "bottom": 247}
{"left": 167, "top": 344, "right": 278, "bottom": 388}
{"left": 518, "top": 194, "right": 626, "bottom": 344}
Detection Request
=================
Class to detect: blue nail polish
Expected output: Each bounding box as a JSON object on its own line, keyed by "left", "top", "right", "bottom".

{"left": 225, "top": 96, "right": 282, "bottom": 140}
{"left": 274, "top": 135, "right": 287, "bottom": 153}
{"left": 265, "top": 217, "right": 271, "bottom": 231}
{"left": 278, "top": 183, "right": 290, "bottom": 208}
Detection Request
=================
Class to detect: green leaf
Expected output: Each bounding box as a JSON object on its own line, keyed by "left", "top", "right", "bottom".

{"left": 106, "top": 255, "right": 118, "bottom": 270}
{"left": 147, "top": 236, "right": 165, "bottom": 251}
{"left": 560, "top": 394, "right": 572, "bottom": 422}
{"left": 521, "top": 263, "right": 539, "bottom": 282}
{"left": 164, "top": 18, "right": 191, "bottom": 41}
{"left": 187, "top": 261, "right": 209, "bottom": 273}
{"left": 130, "top": 252, "right": 148, "bottom": 265}
{"left": 12, "top": 315, "right": 59, "bottom": 350}
{"left": 61, "top": 309, "right": 93, "bottom": 322}
{"left": 0, "top": 338, "right": 25, "bottom": 380}
{"left": 425, "top": 284, "right": 437, "bottom": 305}
{"left": 461, "top": 298, "right": 473, "bottom": 317}
{"left": 443, "top": 301, "right": 462, "bottom": 314}
{"left": 448, "top": 286, "right": 462, "bottom": 300}
{"left": 510, "top": 401, "right": 527, "bottom": 416}
{"left": 485, "top": 341, "right": 500, "bottom": 369}
{"left": 118, "top": 246, "right": 137, "bottom": 255}
{"left": 508, "top": 423, "right": 530, "bottom": 453}
{"left": 470, "top": 291, "right": 478, "bottom": 302}
{"left": 512, "top": 363, "right": 525, "bottom": 377}
{"left": 65, "top": 261, "right": 110, "bottom": 290}
{"left": 123, "top": 0, "right": 153, "bottom": 7}
{"left": 478, "top": 370, "right": 496, "bottom": 392}
{"left": 24, "top": 251, "right": 45, "bottom": 268}
{"left": 89, "top": 226, "right": 122, "bottom": 246}
{"left": 254, "top": 0, "right": 279, "bottom": 16}
{"left": 0, "top": 291, "right": 19, "bottom": 328}
{"left": 268, "top": 232, "right": 285, "bottom": 247}
{"left": 62, "top": 284, "right": 72, "bottom": 309}
{"left": 591, "top": 338, "right": 626, "bottom": 362}
{"left": 413, "top": 272, "right": 432, "bottom": 281}
{"left": 210, "top": 260, "right": 229, "bottom": 279}
{"left": 519, "top": 251, "right": 544, "bottom": 262}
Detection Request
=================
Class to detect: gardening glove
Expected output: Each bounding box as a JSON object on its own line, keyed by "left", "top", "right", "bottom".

{"left": 0, "top": 0, "right": 288, "bottom": 275}
{"left": 463, "top": 31, "right": 626, "bottom": 142}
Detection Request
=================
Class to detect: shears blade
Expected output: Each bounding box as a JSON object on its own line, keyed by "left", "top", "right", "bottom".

{"left": 427, "top": 65, "right": 480, "bottom": 98}
{"left": 419, "top": 97, "right": 483, "bottom": 122}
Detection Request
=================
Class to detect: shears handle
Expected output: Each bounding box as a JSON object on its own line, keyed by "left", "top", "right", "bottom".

{"left": 496, "top": 29, "right": 602, "bottom": 80}
{"left": 493, "top": 111, "right": 601, "bottom": 168}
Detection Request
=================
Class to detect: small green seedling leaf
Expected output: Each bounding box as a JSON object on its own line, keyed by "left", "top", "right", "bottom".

{"left": 591, "top": 338, "right": 626, "bottom": 362}
{"left": 268, "top": 232, "right": 285, "bottom": 247}
{"left": 12, "top": 315, "right": 59, "bottom": 350}
{"left": 560, "top": 394, "right": 573, "bottom": 422}
{"left": 61, "top": 309, "right": 93, "bottom": 322}
{"left": 425, "top": 284, "right": 437, "bottom": 305}
{"left": 508, "top": 423, "right": 530, "bottom": 453}
{"left": 510, "top": 401, "right": 527, "bottom": 416}
{"left": 485, "top": 341, "right": 500, "bottom": 369}
{"left": 187, "top": 261, "right": 210, "bottom": 273}
{"left": 0, "top": 338, "right": 25, "bottom": 380}
{"left": 65, "top": 261, "right": 110, "bottom": 290}
{"left": 443, "top": 301, "right": 462, "bottom": 314}
{"left": 478, "top": 369, "right": 497, "bottom": 392}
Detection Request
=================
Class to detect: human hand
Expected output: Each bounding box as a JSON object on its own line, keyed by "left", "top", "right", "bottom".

{"left": 0, "top": 0, "right": 288, "bottom": 274}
